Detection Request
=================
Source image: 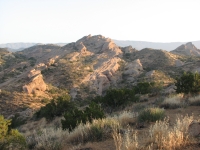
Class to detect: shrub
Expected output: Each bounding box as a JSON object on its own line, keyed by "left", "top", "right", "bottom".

{"left": 115, "top": 111, "right": 137, "bottom": 127}
{"left": 10, "top": 114, "right": 26, "bottom": 128}
{"left": 61, "top": 102, "right": 105, "bottom": 131}
{"left": 97, "top": 88, "right": 139, "bottom": 109}
{"left": 133, "top": 82, "right": 163, "bottom": 95}
{"left": 36, "top": 95, "right": 75, "bottom": 120}
{"left": 67, "top": 117, "right": 119, "bottom": 143}
{"left": 0, "top": 115, "right": 27, "bottom": 149}
{"left": 138, "top": 107, "right": 165, "bottom": 122}
{"left": 61, "top": 108, "right": 85, "bottom": 131}
{"left": 148, "top": 115, "right": 193, "bottom": 149}
{"left": 188, "top": 95, "right": 200, "bottom": 106}
{"left": 112, "top": 128, "right": 138, "bottom": 150}
{"left": 0, "top": 90, "right": 11, "bottom": 98}
{"left": 25, "top": 127, "right": 68, "bottom": 150}
{"left": 113, "top": 115, "right": 194, "bottom": 150}
{"left": 160, "top": 93, "right": 184, "bottom": 109}
{"left": 175, "top": 72, "right": 200, "bottom": 94}
{"left": 133, "top": 82, "right": 152, "bottom": 94}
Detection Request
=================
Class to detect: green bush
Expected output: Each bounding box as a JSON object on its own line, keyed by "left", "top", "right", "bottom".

{"left": 36, "top": 94, "right": 75, "bottom": 120}
{"left": 10, "top": 114, "right": 26, "bottom": 128}
{"left": 138, "top": 107, "right": 165, "bottom": 122}
{"left": 0, "top": 115, "right": 26, "bottom": 149}
{"left": 61, "top": 102, "right": 105, "bottom": 131}
{"left": 98, "top": 88, "right": 139, "bottom": 109}
{"left": 175, "top": 72, "right": 200, "bottom": 94}
{"left": 133, "top": 82, "right": 163, "bottom": 95}
{"left": 89, "top": 125, "right": 103, "bottom": 141}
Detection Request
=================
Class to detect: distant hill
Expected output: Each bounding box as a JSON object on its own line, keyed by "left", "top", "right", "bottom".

{"left": 0, "top": 43, "right": 67, "bottom": 52}
{"left": 171, "top": 42, "right": 200, "bottom": 56}
{"left": 2, "top": 40, "right": 200, "bottom": 52}
{"left": 0, "top": 43, "right": 37, "bottom": 51}
{"left": 114, "top": 40, "right": 200, "bottom": 51}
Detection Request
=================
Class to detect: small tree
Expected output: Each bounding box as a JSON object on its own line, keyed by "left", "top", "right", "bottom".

{"left": 175, "top": 72, "right": 200, "bottom": 94}
{"left": 61, "top": 102, "right": 105, "bottom": 131}
{"left": 36, "top": 94, "right": 75, "bottom": 120}
{"left": 0, "top": 115, "right": 26, "bottom": 149}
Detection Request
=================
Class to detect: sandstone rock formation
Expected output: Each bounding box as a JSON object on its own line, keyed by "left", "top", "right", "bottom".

{"left": 28, "top": 69, "right": 41, "bottom": 78}
{"left": 83, "top": 57, "right": 121, "bottom": 95}
{"left": 121, "top": 46, "right": 137, "bottom": 54}
{"left": 124, "top": 59, "right": 143, "bottom": 76}
{"left": 23, "top": 70, "right": 46, "bottom": 94}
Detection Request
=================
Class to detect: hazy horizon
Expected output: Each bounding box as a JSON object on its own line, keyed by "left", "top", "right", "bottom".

{"left": 1, "top": 0, "right": 200, "bottom": 44}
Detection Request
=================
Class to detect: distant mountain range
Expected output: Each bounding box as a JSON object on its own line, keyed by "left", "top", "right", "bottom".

{"left": 114, "top": 40, "right": 200, "bottom": 51}
{"left": 0, "top": 43, "right": 67, "bottom": 52}
{"left": 1, "top": 40, "right": 200, "bottom": 51}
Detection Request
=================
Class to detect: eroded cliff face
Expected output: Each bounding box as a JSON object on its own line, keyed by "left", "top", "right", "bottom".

{"left": 82, "top": 57, "right": 122, "bottom": 95}
{"left": 23, "top": 69, "right": 47, "bottom": 94}
{"left": 72, "top": 35, "right": 123, "bottom": 95}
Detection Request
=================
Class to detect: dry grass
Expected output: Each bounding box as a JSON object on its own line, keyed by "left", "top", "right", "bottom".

{"left": 148, "top": 115, "right": 194, "bottom": 149}
{"left": 188, "top": 94, "right": 200, "bottom": 106}
{"left": 22, "top": 117, "right": 120, "bottom": 149}
{"left": 113, "top": 115, "right": 195, "bottom": 150}
{"left": 115, "top": 111, "right": 137, "bottom": 127}
{"left": 160, "top": 93, "right": 185, "bottom": 109}
{"left": 67, "top": 117, "right": 120, "bottom": 143}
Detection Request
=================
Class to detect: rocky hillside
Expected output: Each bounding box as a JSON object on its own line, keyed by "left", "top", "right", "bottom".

{"left": 114, "top": 40, "right": 200, "bottom": 51}
{"left": 171, "top": 42, "right": 200, "bottom": 56}
{"left": 1, "top": 35, "right": 200, "bottom": 117}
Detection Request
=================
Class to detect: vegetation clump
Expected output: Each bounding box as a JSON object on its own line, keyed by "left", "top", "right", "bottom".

{"left": 0, "top": 115, "right": 26, "bottom": 150}
{"left": 175, "top": 72, "right": 200, "bottom": 94}
{"left": 160, "top": 94, "right": 184, "bottom": 109}
{"left": 138, "top": 107, "right": 165, "bottom": 122}
{"left": 61, "top": 102, "right": 105, "bottom": 131}
{"left": 36, "top": 94, "right": 75, "bottom": 120}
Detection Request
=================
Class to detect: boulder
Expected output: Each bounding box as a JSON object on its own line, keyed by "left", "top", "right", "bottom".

{"left": 23, "top": 74, "right": 47, "bottom": 94}
{"left": 35, "top": 63, "right": 47, "bottom": 70}
{"left": 28, "top": 69, "right": 41, "bottom": 78}
{"left": 46, "top": 56, "right": 58, "bottom": 66}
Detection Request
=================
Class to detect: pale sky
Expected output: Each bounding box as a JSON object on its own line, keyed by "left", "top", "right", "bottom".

{"left": 0, "top": 0, "right": 200, "bottom": 44}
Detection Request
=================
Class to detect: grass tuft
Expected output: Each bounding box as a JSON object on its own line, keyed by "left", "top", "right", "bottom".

{"left": 160, "top": 93, "right": 184, "bottom": 109}
{"left": 138, "top": 107, "right": 165, "bottom": 122}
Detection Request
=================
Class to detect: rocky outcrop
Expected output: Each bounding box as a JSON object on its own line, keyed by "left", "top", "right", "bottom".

{"left": 35, "top": 63, "right": 47, "bottom": 70}
{"left": 28, "top": 69, "right": 41, "bottom": 78}
{"left": 171, "top": 42, "right": 200, "bottom": 56}
{"left": 83, "top": 57, "right": 121, "bottom": 95}
{"left": 46, "top": 56, "right": 59, "bottom": 66}
{"left": 23, "top": 70, "right": 47, "bottom": 94}
{"left": 124, "top": 59, "right": 143, "bottom": 76}
{"left": 75, "top": 34, "right": 122, "bottom": 56}
{"left": 121, "top": 46, "right": 137, "bottom": 54}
